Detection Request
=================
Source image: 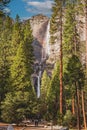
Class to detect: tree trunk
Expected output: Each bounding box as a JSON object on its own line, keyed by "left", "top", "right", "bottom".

{"left": 59, "top": 1, "right": 63, "bottom": 114}
{"left": 72, "top": 96, "right": 75, "bottom": 115}
{"left": 86, "top": 0, "right": 87, "bottom": 70}
{"left": 84, "top": 1, "right": 87, "bottom": 129}
{"left": 75, "top": 82, "right": 81, "bottom": 130}
{"left": 81, "top": 90, "right": 87, "bottom": 129}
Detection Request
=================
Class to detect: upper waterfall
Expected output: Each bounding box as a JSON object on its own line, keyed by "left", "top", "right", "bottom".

{"left": 46, "top": 20, "right": 50, "bottom": 56}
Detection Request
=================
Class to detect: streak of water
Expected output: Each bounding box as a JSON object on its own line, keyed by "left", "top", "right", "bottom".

{"left": 46, "top": 21, "right": 50, "bottom": 56}
{"left": 37, "top": 71, "right": 42, "bottom": 98}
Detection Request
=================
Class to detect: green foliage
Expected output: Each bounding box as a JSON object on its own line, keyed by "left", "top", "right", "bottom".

{"left": 57, "top": 112, "right": 63, "bottom": 125}
{"left": 50, "top": 0, "right": 62, "bottom": 44}
{"left": 41, "top": 70, "right": 50, "bottom": 99}
{"left": 47, "top": 62, "right": 60, "bottom": 123}
{"left": 63, "top": 110, "right": 72, "bottom": 126}
{"left": 0, "top": 15, "right": 35, "bottom": 123}
{"left": 37, "top": 71, "right": 50, "bottom": 120}
{"left": 11, "top": 15, "right": 22, "bottom": 62}
{"left": 10, "top": 40, "right": 33, "bottom": 91}
{"left": 23, "top": 21, "right": 34, "bottom": 66}
{"left": 0, "top": 16, "right": 12, "bottom": 102}
{"left": 62, "top": 1, "right": 85, "bottom": 119}
{"left": 63, "top": 110, "right": 77, "bottom": 127}
{"left": 63, "top": 55, "right": 84, "bottom": 113}
{"left": 63, "top": 1, "right": 80, "bottom": 59}
{"left": 1, "top": 91, "right": 35, "bottom": 123}
{"left": 63, "top": 0, "right": 84, "bottom": 68}
{"left": 10, "top": 20, "right": 34, "bottom": 92}
{"left": 66, "top": 55, "right": 84, "bottom": 86}
{"left": 0, "top": 0, "right": 86, "bottom": 126}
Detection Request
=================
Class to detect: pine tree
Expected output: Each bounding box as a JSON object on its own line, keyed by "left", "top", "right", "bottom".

{"left": 6, "top": 25, "right": 35, "bottom": 122}
{"left": 11, "top": 15, "right": 22, "bottom": 63}
{"left": 1, "top": 17, "right": 35, "bottom": 123}
{"left": 50, "top": 0, "right": 61, "bottom": 44}
{"left": 41, "top": 70, "right": 50, "bottom": 99}
{"left": 63, "top": 1, "right": 80, "bottom": 59}
{"left": 0, "top": 16, "right": 12, "bottom": 102}
{"left": 1, "top": 90, "right": 35, "bottom": 123}
{"left": 50, "top": 0, "right": 64, "bottom": 114}
{"left": 10, "top": 40, "right": 33, "bottom": 91}
{"left": 63, "top": 1, "right": 86, "bottom": 129}
{"left": 23, "top": 20, "right": 34, "bottom": 66}
{"left": 47, "top": 62, "right": 60, "bottom": 123}
{"left": 66, "top": 55, "right": 85, "bottom": 130}
{"left": 10, "top": 18, "right": 34, "bottom": 90}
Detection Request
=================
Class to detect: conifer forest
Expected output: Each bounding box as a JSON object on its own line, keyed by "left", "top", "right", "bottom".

{"left": 0, "top": 0, "right": 87, "bottom": 130}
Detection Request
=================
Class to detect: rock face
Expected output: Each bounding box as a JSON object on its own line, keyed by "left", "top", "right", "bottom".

{"left": 30, "top": 14, "right": 49, "bottom": 45}
{"left": 30, "top": 14, "right": 49, "bottom": 62}
{"left": 29, "top": 14, "right": 60, "bottom": 66}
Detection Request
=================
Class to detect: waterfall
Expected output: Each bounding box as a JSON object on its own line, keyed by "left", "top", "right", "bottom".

{"left": 37, "top": 71, "right": 41, "bottom": 98}
{"left": 46, "top": 20, "right": 50, "bottom": 56}
{"left": 41, "top": 47, "right": 46, "bottom": 62}
{"left": 32, "top": 20, "right": 51, "bottom": 98}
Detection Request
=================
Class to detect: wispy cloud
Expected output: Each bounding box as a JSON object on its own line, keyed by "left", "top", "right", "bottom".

{"left": 21, "top": 16, "right": 31, "bottom": 21}
{"left": 23, "top": 0, "right": 53, "bottom": 16}
{"left": 3, "top": 7, "right": 11, "bottom": 14}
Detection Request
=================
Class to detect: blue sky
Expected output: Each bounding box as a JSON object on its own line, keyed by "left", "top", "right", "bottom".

{"left": 6, "top": 0, "right": 53, "bottom": 20}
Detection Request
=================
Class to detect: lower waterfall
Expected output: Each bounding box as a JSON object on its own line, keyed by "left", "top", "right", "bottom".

{"left": 37, "top": 71, "right": 42, "bottom": 98}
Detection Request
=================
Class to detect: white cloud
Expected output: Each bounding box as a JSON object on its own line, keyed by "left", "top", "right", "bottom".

{"left": 27, "top": 1, "right": 52, "bottom": 9}
{"left": 21, "top": 16, "right": 31, "bottom": 20}
{"left": 23, "top": 0, "right": 53, "bottom": 16}
{"left": 3, "top": 7, "right": 11, "bottom": 14}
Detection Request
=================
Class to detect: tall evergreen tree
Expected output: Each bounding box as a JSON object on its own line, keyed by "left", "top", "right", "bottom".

{"left": 47, "top": 62, "right": 60, "bottom": 123}
{"left": 66, "top": 55, "right": 84, "bottom": 130}
{"left": 0, "top": 16, "right": 12, "bottom": 102}
{"left": 39, "top": 71, "right": 50, "bottom": 119}
{"left": 10, "top": 40, "right": 33, "bottom": 91}
{"left": 50, "top": 0, "right": 62, "bottom": 45}
{"left": 41, "top": 70, "right": 50, "bottom": 99}
{"left": 10, "top": 19, "right": 34, "bottom": 91}
{"left": 63, "top": 1, "right": 87, "bottom": 129}
{"left": 10, "top": 15, "right": 22, "bottom": 63}
{"left": 2, "top": 22, "right": 35, "bottom": 122}
{"left": 1, "top": 88, "right": 35, "bottom": 123}
{"left": 23, "top": 20, "right": 34, "bottom": 66}
{"left": 50, "top": 0, "right": 64, "bottom": 114}
{"left": 63, "top": 1, "right": 80, "bottom": 59}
